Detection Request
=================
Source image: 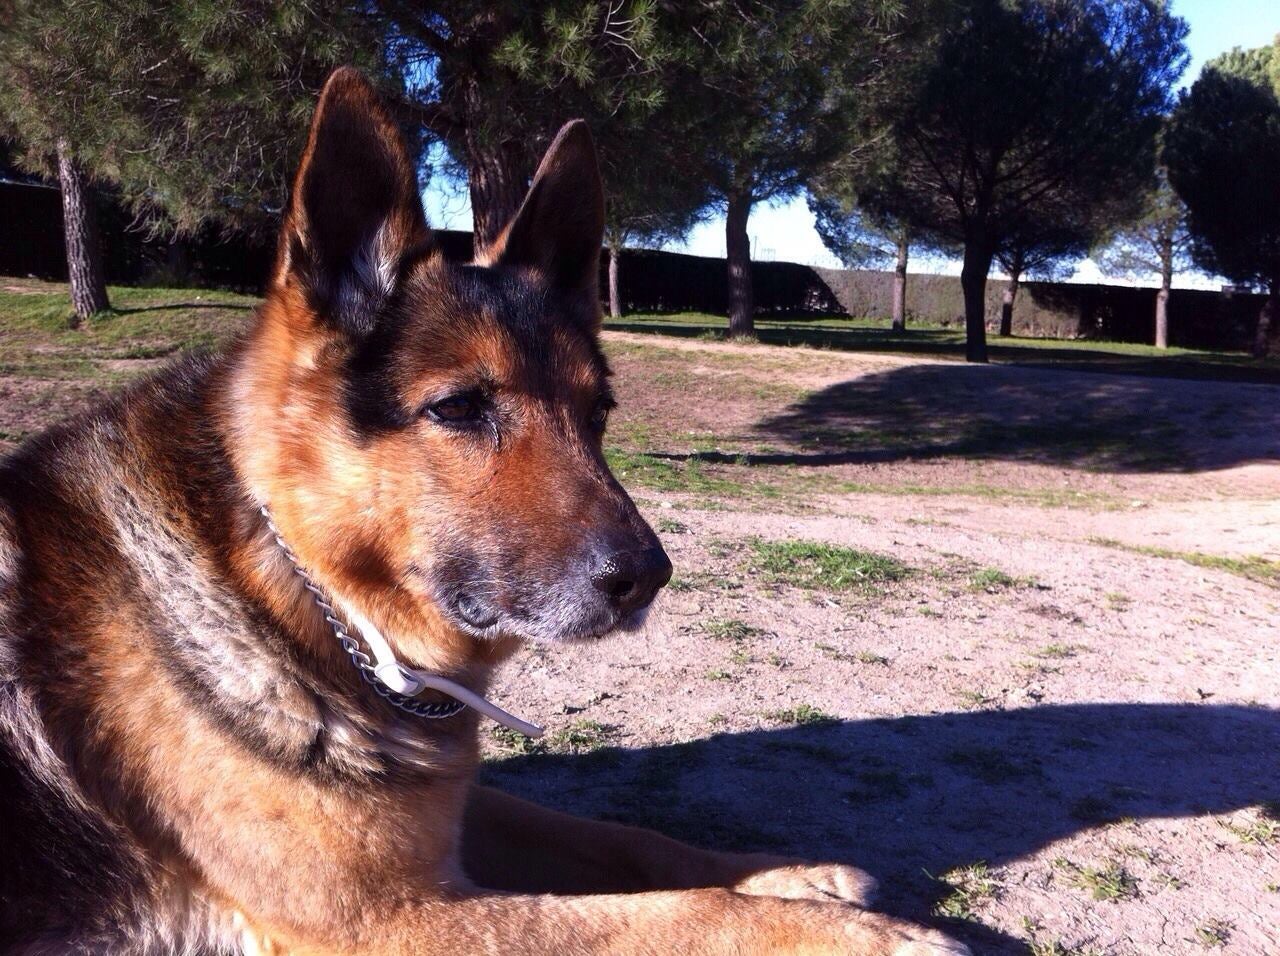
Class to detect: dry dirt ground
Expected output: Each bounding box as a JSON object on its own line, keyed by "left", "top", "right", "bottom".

{"left": 2, "top": 287, "right": 1278, "bottom": 955}
{"left": 484, "top": 335, "right": 1280, "bottom": 956}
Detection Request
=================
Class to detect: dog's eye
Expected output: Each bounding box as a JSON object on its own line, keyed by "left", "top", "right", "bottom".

{"left": 589, "top": 401, "right": 612, "bottom": 432}
{"left": 428, "top": 394, "right": 483, "bottom": 425}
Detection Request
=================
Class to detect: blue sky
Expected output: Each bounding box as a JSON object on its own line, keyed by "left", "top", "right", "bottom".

{"left": 424, "top": 1, "right": 1280, "bottom": 288}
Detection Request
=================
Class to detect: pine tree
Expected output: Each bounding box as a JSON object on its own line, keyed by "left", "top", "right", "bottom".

{"left": 809, "top": 195, "right": 917, "bottom": 331}
{"left": 1166, "top": 40, "right": 1280, "bottom": 356}
{"left": 384, "top": 1, "right": 683, "bottom": 252}
{"left": 678, "top": 0, "right": 916, "bottom": 338}
{"left": 1094, "top": 163, "right": 1192, "bottom": 348}
{"left": 862, "top": 0, "right": 1187, "bottom": 362}
{"left": 0, "top": 0, "right": 390, "bottom": 327}
{"left": 598, "top": 106, "right": 711, "bottom": 319}
{"left": 0, "top": 0, "right": 125, "bottom": 321}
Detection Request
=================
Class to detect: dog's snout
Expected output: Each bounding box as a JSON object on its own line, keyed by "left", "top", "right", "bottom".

{"left": 590, "top": 546, "right": 673, "bottom": 612}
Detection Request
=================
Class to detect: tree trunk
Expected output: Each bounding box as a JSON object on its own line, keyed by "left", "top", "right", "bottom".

{"left": 165, "top": 236, "right": 192, "bottom": 285}
{"left": 725, "top": 191, "right": 755, "bottom": 338}
{"left": 891, "top": 235, "right": 908, "bottom": 331}
{"left": 466, "top": 139, "right": 528, "bottom": 255}
{"left": 1155, "top": 250, "right": 1172, "bottom": 349}
{"left": 960, "top": 239, "right": 992, "bottom": 363}
{"left": 55, "top": 138, "right": 109, "bottom": 326}
{"left": 1255, "top": 278, "right": 1279, "bottom": 359}
{"left": 608, "top": 241, "right": 622, "bottom": 320}
{"left": 462, "top": 73, "right": 529, "bottom": 254}
{"left": 999, "top": 270, "right": 1021, "bottom": 337}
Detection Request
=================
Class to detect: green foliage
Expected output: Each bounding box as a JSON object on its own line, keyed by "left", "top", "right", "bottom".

{"left": 808, "top": 191, "right": 919, "bottom": 271}
{"left": 386, "top": 1, "right": 697, "bottom": 243}
{"left": 1210, "top": 42, "right": 1279, "bottom": 95}
{"left": 872, "top": 0, "right": 1187, "bottom": 247}
{"left": 1166, "top": 40, "right": 1280, "bottom": 294}
{"left": 0, "top": 0, "right": 389, "bottom": 238}
{"left": 681, "top": 0, "right": 916, "bottom": 207}
{"left": 671, "top": 0, "right": 920, "bottom": 333}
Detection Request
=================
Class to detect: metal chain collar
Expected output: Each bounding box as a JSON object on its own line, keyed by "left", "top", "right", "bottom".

{"left": 259, "top": 506, "right": 467, "bottom": 721}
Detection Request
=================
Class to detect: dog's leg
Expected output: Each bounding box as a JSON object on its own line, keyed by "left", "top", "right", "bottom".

{"left": 334, "top": 889, "right": 969, "bottom": 956}
{"left": 463, "top": 785, "right": 878, "bottom": 905}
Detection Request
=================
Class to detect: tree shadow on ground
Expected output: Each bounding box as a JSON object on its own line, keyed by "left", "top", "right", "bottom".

{"left": 606, "top": 321, "right": 1280, "bottom": 386}
{"left": 754, "top": 361, "right": 1280, "bottom": 473}
{"left": 482, "top": 703, "right": 1280, "bottom": 954}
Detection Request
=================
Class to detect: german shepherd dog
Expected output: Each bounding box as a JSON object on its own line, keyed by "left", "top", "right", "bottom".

{"left": 0, "top": 69, "right": 968, "bottom": 955}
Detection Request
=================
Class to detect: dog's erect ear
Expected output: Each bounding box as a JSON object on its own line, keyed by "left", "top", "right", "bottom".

{"left": 491, "top": 120, "right": 604, "bottom": 304}
{"left": 276, "top": 67, "right": 430, "bottom": 334}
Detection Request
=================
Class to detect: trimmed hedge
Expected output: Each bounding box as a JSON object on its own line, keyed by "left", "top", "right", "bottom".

{"left": 1, "top": 177, "right": 1264, "bottom": 352}
{"left": 608, "top": 247, "right": 843, "bottom": 314}
{"left": 811, "top": 267, "right": 1265, "bottom": 350}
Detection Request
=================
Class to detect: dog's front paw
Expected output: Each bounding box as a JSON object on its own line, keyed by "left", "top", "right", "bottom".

{"left": 732, "top": 859, "right": 878, "bottom": 907}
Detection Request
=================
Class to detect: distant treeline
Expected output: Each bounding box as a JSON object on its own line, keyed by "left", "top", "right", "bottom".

{"left": 2, "top": 179, "right": 1263, "bottom": 352}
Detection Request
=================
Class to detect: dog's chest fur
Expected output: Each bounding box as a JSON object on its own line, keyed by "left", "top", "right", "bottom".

{"left": 0, "top": 360, "right": 475, "bottom": 952}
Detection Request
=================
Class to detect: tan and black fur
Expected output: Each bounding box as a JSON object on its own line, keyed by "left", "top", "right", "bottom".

{"left": 0, "top": 69, "right": 968, "bottom": 955}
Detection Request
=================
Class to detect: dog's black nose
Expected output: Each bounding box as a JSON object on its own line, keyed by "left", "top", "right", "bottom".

{"left": 591, "top": 546, "right": 673, "bottom": 611}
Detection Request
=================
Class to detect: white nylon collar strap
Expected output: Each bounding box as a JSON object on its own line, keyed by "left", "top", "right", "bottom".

{"left": 332, "top": 595, "right": 544, "bottom": 738}
{"left": 260, "top": 505, "right": 544, "bottom": 739}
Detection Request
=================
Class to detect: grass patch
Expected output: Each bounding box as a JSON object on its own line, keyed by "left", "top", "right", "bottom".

{"left": 1153, "top": 871, "right": 1186, "bottom": 891}
{"left": 665, "top": 569, "right": 743, "bottom": 594}
{"left": 1191, "top": 919, "right": 1232, "bottom": 948}
{"left": 747, "top": 538, "right": 911, "bottom": 592}
{"left": 0, "top": 284, "right": 253, "bottom": 366}
{"left": 1055, "top": 858, "right": 1138, "bottom": 901}
{"left": 605, "top": 311, "right": 1280, "bottom": 384}
{"left": 969, "top": 567, "right": 1038, "bottom": 592}
{"left": 1221, "top": 804, "right": 1280, "bottom": 845}
{"left": 953, "top": 688, "right": 996, "bottom": 710}
{"left": 931, "top": 862, "right": 1001, "bottom": 919}
{"left": 1090, "top": 538, "right": 1280, "bottom": 588}
{"left": 764, "top": 704, "right": 836, "bottom": 726}
{"left": 702, "top": 617, "right": 766, "bottom": 642}
{"left": 1105, "top": 591, "right": 1132, "bottom": 611}
{"left": 605, "top": 448, "right": 753, "bottom": 500}
{"left": 840, "top": 480, "right": 1124, "bottom": 510}
{"left": 1033, "top": 642, "right": 1086, "bottom": 660}
{"left": 489, "top": 719, "right": 620, "bottom": 757}
{"left": 489, "top": 726, "right": 546, "bottom": 756}
{"left": 1025, "top": 934, "right": 1101, "bottom": 956}
{"left": 546, "top": 719, "right": 620, "bottom": 755}
{"left": 814, "top": 642, "right": 890, "bottom": 665}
